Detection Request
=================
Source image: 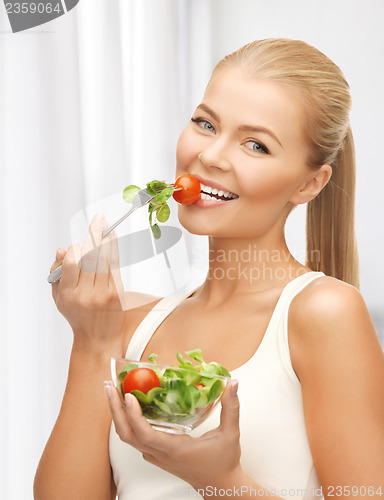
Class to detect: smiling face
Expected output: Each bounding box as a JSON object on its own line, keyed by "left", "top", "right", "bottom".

{"left": 175, "top": 66, "right": 320, "bottom": 239}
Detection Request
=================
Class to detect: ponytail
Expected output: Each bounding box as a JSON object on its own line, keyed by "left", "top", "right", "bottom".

{"left": 306, "top": 127, "right": 360, "bottom": 289}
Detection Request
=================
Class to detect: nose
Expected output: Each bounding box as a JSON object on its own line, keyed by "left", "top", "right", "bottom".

{"left": 198, "top": 138, "right": 232, "bottom": 171}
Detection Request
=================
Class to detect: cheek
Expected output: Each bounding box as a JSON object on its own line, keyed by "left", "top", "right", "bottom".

{"left": 238, "top": 161, "right": 301, "bottom": 204}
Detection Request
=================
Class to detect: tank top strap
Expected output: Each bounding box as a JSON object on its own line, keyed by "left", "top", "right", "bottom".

{"left": 273, "top": 271, "right": 325, "bottom": 317}
{"left": 272, "top": 271, "right": 326, "bottom": 384}
{"left": 125, "top": 286, "right": 200, "bottom": 360}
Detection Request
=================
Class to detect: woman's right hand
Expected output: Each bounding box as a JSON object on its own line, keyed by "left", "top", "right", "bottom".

{"left": 49, "top": 212, "right": 127, "bottom": 355}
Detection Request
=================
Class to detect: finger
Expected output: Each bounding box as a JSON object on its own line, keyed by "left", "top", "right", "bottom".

{"left": 123, "top": 394, "right": 177, "bottom": 453}
{"left": 60, "top": 244, "right": 82, "bottom": 290}
{"left": 107, "top": 230, "right": 126, "bottom": 307}
{"left": 219, "top": 380, "right": 240, "bottom": 433}
{"left": 104, "top": 382, "right": 135, "bottom": 445}
{"left": 49, "top": 248, "right": 66, "bottom": 274}
{"left": 78, "top": 213, "right": 106, "bottom": 291}
{"left": 50, "top": 248, "right": 67, "bottom": 300}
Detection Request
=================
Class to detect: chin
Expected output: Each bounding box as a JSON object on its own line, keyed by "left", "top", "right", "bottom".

{"left": 176, "top": 206, "right": 212, "bottom": 236}
{"left": 178, "top": 214, "right": 210, "bottom": 236}
{"left": 177, "top": 206, "right": 232, "bottom": 237}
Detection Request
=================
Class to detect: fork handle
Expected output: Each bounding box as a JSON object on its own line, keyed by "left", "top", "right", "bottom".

{"left": 102, "top": 205, "right": 137, "bottom": 238}
{"left": 47, "top": 265, "right": 63, "bottom": 283}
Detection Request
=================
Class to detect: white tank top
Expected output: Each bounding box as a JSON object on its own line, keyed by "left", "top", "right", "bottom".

{"left": 109, "top": 271, "right": 325, "bottom": 499}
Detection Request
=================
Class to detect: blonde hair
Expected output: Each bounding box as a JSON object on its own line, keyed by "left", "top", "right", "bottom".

{"left": 212, "top": 38, "right": 360, "bottom": 289}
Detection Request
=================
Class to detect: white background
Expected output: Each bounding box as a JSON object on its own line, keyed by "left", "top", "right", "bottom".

{"left": 0, "top": 1, "right": 383, "bottom": 498}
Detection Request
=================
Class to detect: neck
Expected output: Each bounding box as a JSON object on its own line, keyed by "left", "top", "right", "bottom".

{"left": 194, "top": 232, "right": 310, "bottom": 305}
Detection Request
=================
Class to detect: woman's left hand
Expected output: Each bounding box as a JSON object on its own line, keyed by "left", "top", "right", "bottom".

{"left": 104, "top": 379, "right": 241, "bottom": 490}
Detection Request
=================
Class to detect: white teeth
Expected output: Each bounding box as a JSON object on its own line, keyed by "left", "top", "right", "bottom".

{"left": 201, "top": 193, "right": 226, "bottom": 201}
{"left": 199, "top": 182, "right": 238, "bottom": 199}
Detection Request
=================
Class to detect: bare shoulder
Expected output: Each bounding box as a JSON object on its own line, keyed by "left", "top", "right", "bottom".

{"left": 289, "top": 275, "right": 367, "bottom": 329}
{"left": 288, "top": 275, "right": 382, "bottom": 380}
{"left": 288, "top": 276, "right": 384, "bottom": 487}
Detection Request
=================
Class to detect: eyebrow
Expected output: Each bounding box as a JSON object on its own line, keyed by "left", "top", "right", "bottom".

{"left": 196, "top": 104, "right": 283, "bottom": 147}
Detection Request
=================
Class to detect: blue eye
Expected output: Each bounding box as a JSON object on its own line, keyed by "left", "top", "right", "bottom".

{"left": 191, "top": 117, "right": 215, "bottom": 132}
{"left": 244, "top": 140, "right": 270, "bottom": 155}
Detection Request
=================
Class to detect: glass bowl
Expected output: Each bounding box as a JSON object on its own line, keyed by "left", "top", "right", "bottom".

{"left": 111, "top": 357, "right": 232, "bottom": 434}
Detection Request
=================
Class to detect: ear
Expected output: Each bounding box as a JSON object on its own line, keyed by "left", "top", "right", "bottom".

{"left": 289, "top": 165, "right": 332, "bottom": 205}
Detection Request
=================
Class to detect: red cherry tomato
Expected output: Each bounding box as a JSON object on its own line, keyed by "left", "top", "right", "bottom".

{"left": 172, "top": 175, "right": 201, "bottom": 205}
{"left": 195, "top": 383, "right": 205, "bottom": 390}
{"left": 122, "top": 368, "right": 161, "bottom": 395}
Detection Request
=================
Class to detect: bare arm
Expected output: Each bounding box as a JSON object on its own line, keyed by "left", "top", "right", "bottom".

{"left": 289, "top": 277, "right": 384, "bottom": 498}
{"left": 34, "top": 214, "right": 130, "bottom": 499}
{"left": 34, "top": 346, "right": 118, "bottom": 500}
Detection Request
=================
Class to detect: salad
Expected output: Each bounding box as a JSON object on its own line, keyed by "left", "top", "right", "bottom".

{"left": 122, "top": 174, "right": 201, "bottom": 239}
{"left": 117, "top": 349, "right": 231, "bottom": 424}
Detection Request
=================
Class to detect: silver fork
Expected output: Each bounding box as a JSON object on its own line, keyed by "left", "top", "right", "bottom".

{"left": 47, "top": 187, "right": 176, "bottom": 284}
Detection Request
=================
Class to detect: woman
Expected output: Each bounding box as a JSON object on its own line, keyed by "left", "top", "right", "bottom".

{"left": 34, "top": 39, "right": 384, "bottom": 499}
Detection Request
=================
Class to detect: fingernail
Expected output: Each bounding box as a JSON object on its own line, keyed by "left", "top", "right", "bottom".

{"left": 104, "top": 381, "right": 113, "bottom": 400}
{"left": 56, "top": 248, "right": 62, "bottom": 260}
{"left": 230, "top": 380, "right": 238, "bottom": 397}
{"left": 124, "top": 393, "right": 132, "bottom": 409}
{"left": 95, "top": 212, "right": 105, "bottom": 222}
